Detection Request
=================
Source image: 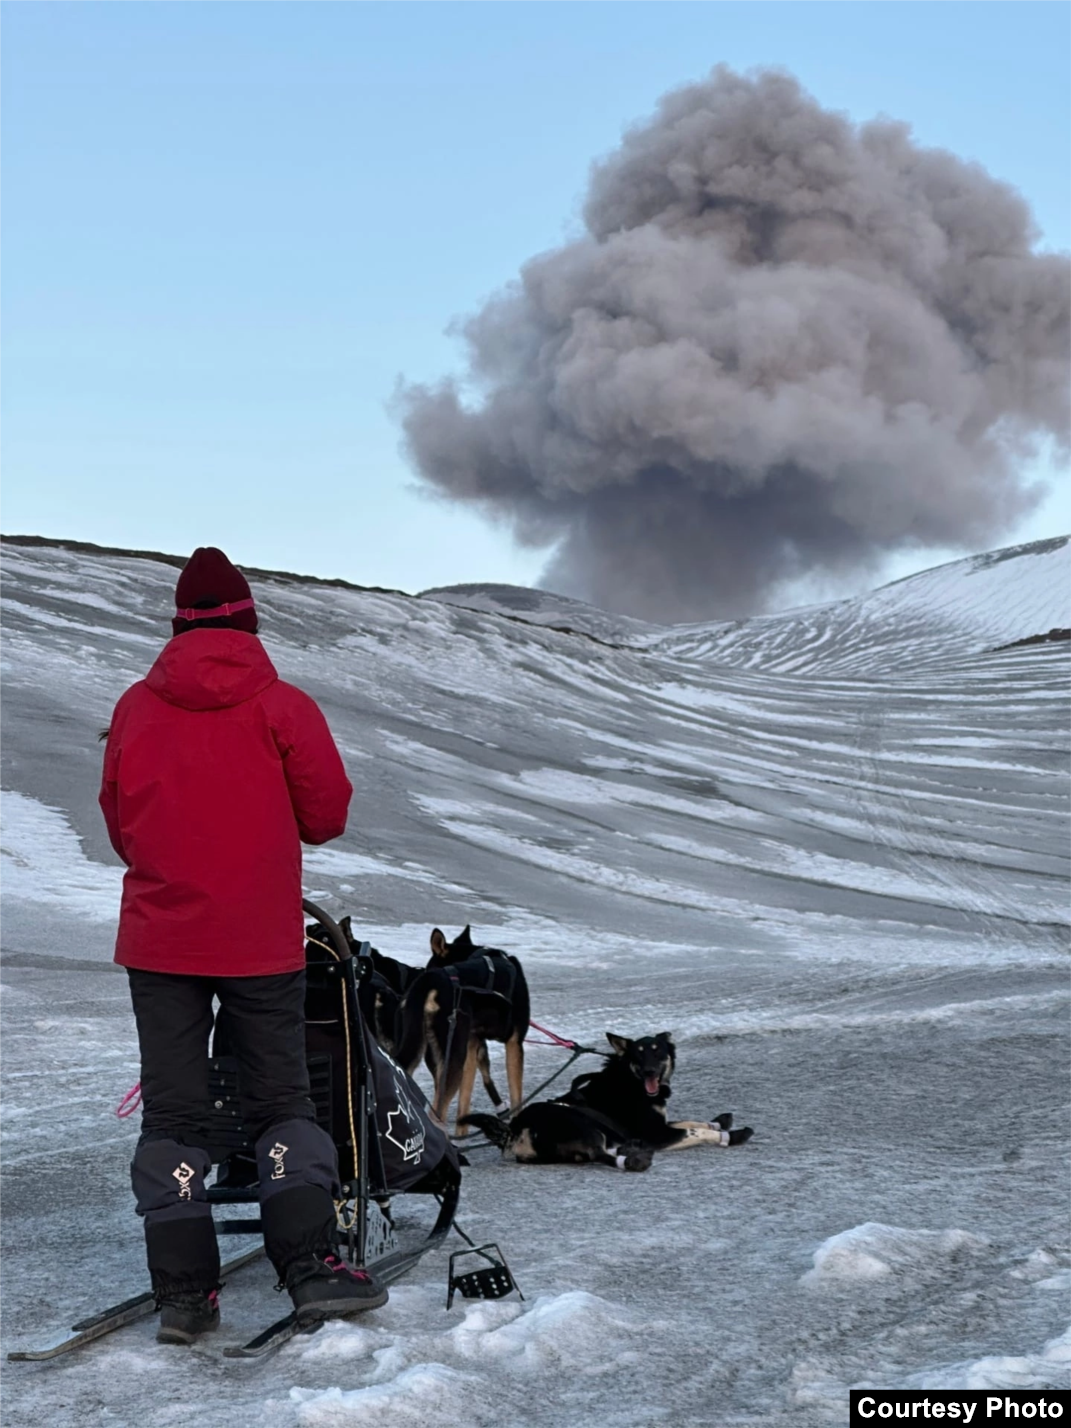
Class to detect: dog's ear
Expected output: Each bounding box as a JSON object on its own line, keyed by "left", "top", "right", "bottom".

{"left": 430, "top": 928, "right": 448, "bottom": 959}
{"left": 339, "top": 914, "right": 353, "bottom": 940}
{"left": 606, "top": 1033, "right": 631, "bottom": 1055}
{"left": 456, "top": 925, "right": 474, "bottom": 950}
{"left": 658, "top": 1032, "right": 675, "bottom": 1048}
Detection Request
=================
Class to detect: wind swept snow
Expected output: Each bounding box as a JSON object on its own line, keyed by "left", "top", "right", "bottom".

{"left": 1, "top": 535, "right": 1068, "bottom": 1426}
{"left": 647, "top": 537, "right": 1071, "bottom": 674}
{"left": 1, "top": 790, "right": 124, "bottom": 921}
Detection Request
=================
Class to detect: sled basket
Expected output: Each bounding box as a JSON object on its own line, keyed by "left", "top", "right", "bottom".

{"left": 205, "top": 900, "right": 461, "bottom": 1273}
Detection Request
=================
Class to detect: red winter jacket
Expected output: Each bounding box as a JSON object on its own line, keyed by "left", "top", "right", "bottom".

{"left": 99, "top": 629, "right": 352, "bottom": 977}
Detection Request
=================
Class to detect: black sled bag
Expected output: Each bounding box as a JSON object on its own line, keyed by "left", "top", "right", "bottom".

{"left": 209, "top": 950, "right": 459, "bottom": 1194}
{"left": 301, "top": 933, "right": 461, "bottom": 1192}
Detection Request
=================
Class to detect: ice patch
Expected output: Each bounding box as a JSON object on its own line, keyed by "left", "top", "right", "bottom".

{"left": 802, "top": 1223, "right": 990, "bottom": 1287}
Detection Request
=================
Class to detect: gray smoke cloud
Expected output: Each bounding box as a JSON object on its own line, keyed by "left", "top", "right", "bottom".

{"left": 398, "top": 67, "right": 1070, "bottom": 620}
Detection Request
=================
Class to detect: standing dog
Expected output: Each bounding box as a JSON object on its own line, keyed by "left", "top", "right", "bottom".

{"left": 461, "top": 1031, "right": 752, "bottom": 1170}
{"left": 304, "top": 919, "right": 511, "bottom": 1118}
{"left": 396, "top": 926, "right": 530, "bottom": 1133}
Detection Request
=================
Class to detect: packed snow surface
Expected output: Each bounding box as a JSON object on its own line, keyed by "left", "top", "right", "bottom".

{"left": 1, "top": 535, "right": 1068, "bottom": 1427}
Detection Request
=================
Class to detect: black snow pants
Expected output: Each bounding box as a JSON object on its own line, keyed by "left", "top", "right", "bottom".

{"left": 127, "top": 968, "right": 341, "bottom": 1298}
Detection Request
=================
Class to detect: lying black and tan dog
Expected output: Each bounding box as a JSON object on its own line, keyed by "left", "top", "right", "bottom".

{"left": 461, "top": 1031, "right": 752, "bottom": 1171}
{"left": 396, "top": 925, "right": 530, "bottom": 1133}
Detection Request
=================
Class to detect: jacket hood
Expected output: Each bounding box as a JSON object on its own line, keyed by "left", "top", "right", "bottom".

{"left": 145, "top": 630, "right": 278, "bottom": 712}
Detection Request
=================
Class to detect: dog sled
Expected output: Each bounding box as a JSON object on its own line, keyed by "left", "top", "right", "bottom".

{"left": 204, "top": 899, "right": 464, "bottom": 1355}
{"left": 10, "top": 901, "right": 520, "bottom": 1363}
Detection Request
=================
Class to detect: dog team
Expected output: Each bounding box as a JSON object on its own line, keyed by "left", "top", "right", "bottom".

{"left": 312, "top": 917, "right": 754, "bottom": 1172}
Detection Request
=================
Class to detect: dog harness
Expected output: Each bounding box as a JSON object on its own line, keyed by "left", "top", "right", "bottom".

{"left": 443, "top": 951, "right": 518, "bottom": 1004}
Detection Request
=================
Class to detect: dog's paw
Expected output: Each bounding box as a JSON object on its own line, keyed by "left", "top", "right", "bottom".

{"left": 728, "top": 1127, "right": 754, "bottom": 1146}
{"left": 618, "top": 1142, "right": 654, "bottom": 1173}
{"left": 709, "top": 1113, "right": 733, "bottom": 1131}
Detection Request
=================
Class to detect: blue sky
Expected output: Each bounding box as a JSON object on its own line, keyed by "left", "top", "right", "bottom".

{"left": 3, "top": 2, "right": 1068, "bottom": 606}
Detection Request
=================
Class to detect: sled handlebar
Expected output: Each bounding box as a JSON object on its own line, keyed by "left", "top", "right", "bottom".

{"left": 302, "top": 897, "right": 354, "bottom": 963}
{"left": 301, "top": 899, "right": 379, "bottom": 984}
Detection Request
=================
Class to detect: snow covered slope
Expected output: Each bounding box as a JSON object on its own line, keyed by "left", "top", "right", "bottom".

{"left": 424, "top": 537, "right": 1070, "bottom": 673}
{"left": 649, "top": 536, "right": 1071, "bottom": 674}
{"left": 1, "top": 535, "right": 1068, "bottom": 1427}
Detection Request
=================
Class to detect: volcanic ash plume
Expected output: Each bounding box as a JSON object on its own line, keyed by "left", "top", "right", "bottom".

{"left": 397, "top": 67, "right": 1070, "bottom": 621}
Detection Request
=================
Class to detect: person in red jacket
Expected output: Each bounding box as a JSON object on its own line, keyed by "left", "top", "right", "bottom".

{"left": 100, "top": 547, "right": 386, "bottom": 1344}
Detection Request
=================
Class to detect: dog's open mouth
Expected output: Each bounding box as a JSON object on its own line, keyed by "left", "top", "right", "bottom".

{"left": 644, "top": 1074, "right": 661, "bottom": 1096}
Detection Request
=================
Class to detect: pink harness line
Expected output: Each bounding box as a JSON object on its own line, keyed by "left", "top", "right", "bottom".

{"left": 116, "top": 1082, "right": 142, "bottom": 1118}
{"left": 526, "top": 1019, "right": 578, "bottom": 1049}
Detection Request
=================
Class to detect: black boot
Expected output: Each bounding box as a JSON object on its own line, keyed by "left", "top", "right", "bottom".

{"left": 285, "top": 1254, "right": 388, "bottom": 1322}
{"left": 157, "top": 1289, "right": 221, "bottom": 1345}
{"left": 144, "top": 1209, "right": 222, "bottom": 1345}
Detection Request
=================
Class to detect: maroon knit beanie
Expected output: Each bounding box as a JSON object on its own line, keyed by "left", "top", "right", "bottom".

{"left": 172, "top": 547, "right": 258, "bottom": 636}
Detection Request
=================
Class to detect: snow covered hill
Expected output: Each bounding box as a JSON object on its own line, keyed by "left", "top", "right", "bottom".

{"left": 1, "top": 534, "right": 1068, "bottom": 1427}
{"left": 423, "top": 536, "right": 1071, "bottom": 673}
{"left": 418, "top": 580, "right": 659, "bottom": 645}
{"left": 650, "top": 536, "right": 1071, "bottom": 674}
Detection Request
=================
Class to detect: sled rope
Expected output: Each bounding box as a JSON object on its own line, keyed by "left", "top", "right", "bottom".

{"left": 457, "top": 1031, "right": 609, "bottom": 1149}
{"left": 306, "top": 933, "right": 361, "bottom": 1230}
{"left": 514, "top": 1022, "right": 614, "bottom": 1108}
{"left": 515, "top": 1046, "right": 587, "bottom": 1107}
{"left": 526, "top": 1019, "right": 577, "bottom": 1048}
{"left": 525, "top": 1019, "right": 606, "bottom": 1056}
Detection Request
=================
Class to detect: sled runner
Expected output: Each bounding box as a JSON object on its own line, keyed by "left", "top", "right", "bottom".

{"left": 7, "top": 901, "right": 463, "bottom": 1362}
{"left": 5, "top": 1246, "right": 267, "bottom": 1362}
